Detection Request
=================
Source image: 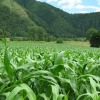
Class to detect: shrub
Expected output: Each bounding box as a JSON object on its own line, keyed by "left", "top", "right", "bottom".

{"left": 56, "top": 38, "right": 63, "bottom": 43}
{"left": 86, "top": 28, "right": 98, "bottom": 40}
{"left": 90, "top": 33, "right": 100, "bottom": 47}
{"left": 46, "top": 37, "right": 51, "bottom": 42}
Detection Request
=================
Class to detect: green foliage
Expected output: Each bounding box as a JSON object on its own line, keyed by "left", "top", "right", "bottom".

{"left": 0, "top": 3, "right": 46, "bottom": 40}
{"left": 1, "top": 0, "right": 100, "bottom": 40}
{"left": 0, "top": 5, "right": 28, "bottom": 37}
{"left": 16, "top": 0, "right": 100, "bottom": 38}
{"left": 86, "top": 28, "right": 100, "bottom": 47}
{"left": 56, "top": 38, "right": 63, "bottom": 43}
{"left": 86, "top": 28, "right": 98, "bottom": 40}
{"left": 6, "top": 83, "right": 36, "bottom": 100}
{"left": 90, "top": 32, "right": 100, "bottom": 47}
{"left": 0, "top": 42, "right": 100, "bottom": 100}
{"left": 0, "top": 29, "right": 3, "bottom": 35}
{"left": 17, "top": 0, "right": 78, "bottom": 38}
{"left": 45, "top": 35, "right": 55, "bottom": 42}
{"left": 0, "top": 0, "right": 100, "bottom": 41}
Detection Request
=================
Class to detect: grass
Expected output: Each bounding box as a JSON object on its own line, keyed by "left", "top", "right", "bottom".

{"left": 64, "top": 41, "right": 90, "bottom": 46}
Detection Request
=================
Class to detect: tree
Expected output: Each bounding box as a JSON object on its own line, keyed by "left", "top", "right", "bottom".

{"left": 28, "top": 26, "right": 47, "bottom": 41}
{"left": 86, "top": 28, "right": 98, "bottom": 40}
{"left": 86, "top": 28, "right": 100, "bottom": 47}
{"left": 90, "top": 32, "right": 100, "bottom": 47}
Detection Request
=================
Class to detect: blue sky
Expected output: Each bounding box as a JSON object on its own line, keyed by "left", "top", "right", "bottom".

{"left": 36, "top": 0, "right": 100, "bottom": 13}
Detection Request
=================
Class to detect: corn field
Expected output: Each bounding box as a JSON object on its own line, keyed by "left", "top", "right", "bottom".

{"left": 0, "top": 40, "right": 100, "bottom": 100}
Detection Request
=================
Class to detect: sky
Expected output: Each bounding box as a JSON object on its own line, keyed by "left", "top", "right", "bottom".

{"left": 36, "top": 0, "right": 100, "bottom": 13}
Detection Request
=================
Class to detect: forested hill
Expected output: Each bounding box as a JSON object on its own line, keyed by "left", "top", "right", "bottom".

{"left": 0, "top": 0, "right": 47, "bottom": 40}
{"left": 15, "top": 0, "right": 100, "bottom": 38}
{"left": 0, "top": 0, "right": 100, "bottom": 40}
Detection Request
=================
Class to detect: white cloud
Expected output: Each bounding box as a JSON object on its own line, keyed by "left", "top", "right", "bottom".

{"left": 36, "top": 0, "right": 100, "bottom": 13}
{"left": 75, "top": 4, "right": 85, "bottom": 9}
{"left": 58, "top": 0, "right": 81, "bottom": 5}
{"left": 37, "top": 0, "right": 58, "bottom": 3}
{"left": 95, "top": 8, "right": 100, "bottom": 12}
{"left": 76, "top": 4, "right": 100, "bottom": 12}
{"left": 36, "top": 0, "right": 42, "bottom": 1}
{"left": 76, "top": 4, "right": 99, "bottom": 9}
{"left": 79, "top": 11, "right": 88, "bottom": 14}
{"left": 47, "top": 0, "right": 58, "bottom": 2}
{"left": 58, "top": 0, "right": 82, "bottom": 8}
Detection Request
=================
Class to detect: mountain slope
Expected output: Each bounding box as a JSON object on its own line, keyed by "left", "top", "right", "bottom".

{"left": 0, "top": 0, "right": 100, "bottom": 39}
{"left": 0, "top": 0, "right": 46, "bottom": 40}
{"left": 70, "top": 13, "right": 100, "bottom": 33}
{"left": 2, "top": 0, "right": 33, "bottom": 22}
{"left": 15, "top": 0, "right": 78, "bottom": 38}
{"left": 15, "top": 0, "right": 100, "bottom": 38}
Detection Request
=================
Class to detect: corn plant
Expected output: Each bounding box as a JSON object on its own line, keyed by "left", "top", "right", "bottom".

{"left": 0, "top": 40, "right": 100, "bottom": 100}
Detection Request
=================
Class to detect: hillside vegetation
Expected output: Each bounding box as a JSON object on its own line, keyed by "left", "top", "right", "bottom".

{"left": 15, "top": 0, "right": 100, "bottom": 38}
{"left": 0, "top": 0, "right": 100, "bottom": 40}
{"left": 0, "top": 0, "right": 46, "bottom": 40}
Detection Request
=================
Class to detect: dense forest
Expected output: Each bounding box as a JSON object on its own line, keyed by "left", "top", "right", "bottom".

{"left": 0, "top": 0, "right": 100, "bottom": 40}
